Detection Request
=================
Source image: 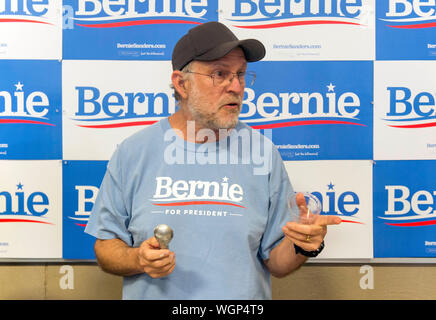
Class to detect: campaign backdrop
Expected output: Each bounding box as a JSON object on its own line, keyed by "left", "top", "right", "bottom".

{"left": 62, "top": 160, "right": 107, "bottom": 259}
{"left": 0, "top": 0, "right": 435, "bottom": 260}
{"left": 0, "top": 60, "right": 62, "bottom": 159}
{"left": 0, "top": 160, "right": 62, "bottom": 258}
{"left": 244, "top": 61, "right": 373, "bottom": 161}
{"left": 376, "top": 0, "right": 436, "bottom": 60}
{"left": 374, "top": 61, "right": 436, "bottom": 160}
{"left": 373, "top": 160, "right": 436, "bottom": 258}
{"left": 284, "top": 160, "right": 373, "bottom": 259}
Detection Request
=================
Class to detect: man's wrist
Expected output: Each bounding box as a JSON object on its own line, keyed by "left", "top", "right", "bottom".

{"left": 294, "top": 240, "right": 325, "bottom": 258}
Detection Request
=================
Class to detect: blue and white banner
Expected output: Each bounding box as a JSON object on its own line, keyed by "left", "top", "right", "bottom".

{"left": 63, "top": 0, "right": 218, "bottom": 60}
{"left": 376, "top": 0, "right": 436, "bottom": 60}
{"left": 374, "top": 160, "right": 436, "bottom": 258}
{"left": 284, "top": 160, "right": 373, "bottom": 259}
{"left": 0, "top": 0, "right": 62, "bottom": 59}
{"left": 0, "top": 0, "right": 435, "bottom": 262}
{"left": 374, "top": 61, "right": 436, "bottom": 160}
{"left": 62, "top": 60, "right": 174, "bottom": 160}
{"left": 0, "top": 160, "right": 62, "bottom": 258}
{"left": 242, "top": 61, "right": 373, "bottom": 160}
{"left": 220, "top": 0, "right": 375, "bottom": 61}
{"left": 62, "top": 160, "right": 108, "bottom": 260}
{"left": 0, "top": 60, "right": 62, "bottom": 159}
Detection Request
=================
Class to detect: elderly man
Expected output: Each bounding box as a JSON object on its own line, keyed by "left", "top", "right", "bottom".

{"left": 85, "top": 21, "right": 341, "bottom": 300}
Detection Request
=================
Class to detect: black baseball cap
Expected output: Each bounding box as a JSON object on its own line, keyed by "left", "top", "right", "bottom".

{"left": 172, "top": 21, "right": 266, "bottom": 71}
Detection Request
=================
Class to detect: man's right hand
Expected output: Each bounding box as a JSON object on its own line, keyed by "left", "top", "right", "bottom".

{"left": 137, "top": 236, "right": 176, "bottom": 278}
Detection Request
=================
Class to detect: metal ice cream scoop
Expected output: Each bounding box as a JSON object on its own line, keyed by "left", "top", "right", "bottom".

{"left": 153, "top": 224, "right": 173, "bottom": 249}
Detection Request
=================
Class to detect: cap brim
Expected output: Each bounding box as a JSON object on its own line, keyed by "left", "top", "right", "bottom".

{"left": 194, "top": 39, "right": 265, "bottom": 63}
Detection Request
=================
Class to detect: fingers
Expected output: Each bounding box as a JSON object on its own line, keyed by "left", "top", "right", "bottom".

{"left": 295, "top": 194, "right": 342, "bottom": 226}
{"left": 282, "top": 223, "right": 326, "bottom": 252}
{"left": 283, "top": 227, "right": 322, "bottom": 244}
{"left": 315, "top": 215, "right": 342, "bottom": 226}
{"left": 138, "top": 237, "right": 176, "bottom": 278}
{"left": 284, "top": 220, "right": 325, "bottom": 233}
{"left": 146, "top": 253, "right": 176, "bottom": 278}
{"left": 282, "top": 214, "right": 341, "bottom": 252}
{"left": 295, "top": 192, "right": 307, "bottom": 207}
{"left": 295, "top": 193, "right": 308, "bottom": 214}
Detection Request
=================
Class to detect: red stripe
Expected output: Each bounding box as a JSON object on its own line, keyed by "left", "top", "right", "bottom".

{"left": 385, "top": 220, "right": 436, "bottom": 227}
{"left": 388, "top": 122, "right": 436, "bottom": 129}
{"left": 234, "top": 20, "right": 362, "bottom": 29}
{"left": 76, "top": 19, "right": 201, "bottom": 28}
{"left": 250, "top": 120, "right": 366, "bottom": 129}
{"left": 0, "top": 18, "right": 52, "bottom": 25}
{"left": 0, "top": 218, "right": 53, "bottom": 225}
{"left": 340, "top": 219, "right": 364, "bottom": 224}
{"left": 0, "top": 119, "right": 55, "bottom": 126}
{"left": 75, "top": 223, "right": 87, "bottom": 227}
{"left": 388, "top": 22, "right": 436, "bottom": 29}
{"left": 77, "top": 120, "right": 157, "bottom": 128}
{"left": 153, "top": 200, "right": 246, "bottom": 209}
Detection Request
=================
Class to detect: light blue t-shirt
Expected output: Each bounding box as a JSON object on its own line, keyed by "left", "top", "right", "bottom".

{"left": 85, "top": 118, "right": 295, "bottom": 300}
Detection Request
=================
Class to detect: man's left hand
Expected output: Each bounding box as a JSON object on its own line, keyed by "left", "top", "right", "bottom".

{"left": 282, "top": 192, "right": 342, "bottom": 252}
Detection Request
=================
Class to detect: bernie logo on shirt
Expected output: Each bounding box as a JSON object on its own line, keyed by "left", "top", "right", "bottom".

{"left": 151, "top": 177, "right": 246, "bottom": 217}
{"left": 227, "top": 0, "right": 367, "bottom": 29}
{"left": 0, "top": 183, "right": 53, "bottom": 225}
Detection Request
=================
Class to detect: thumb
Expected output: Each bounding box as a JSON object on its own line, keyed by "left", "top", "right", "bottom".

{"left": 317, "top": 215, "right": 342, "bottom": 226}
{"left": 295, "top": 192, "right": 307, "bottom": 208}
{"left": 145, "top": 236, "right": 161, "bottom": 249}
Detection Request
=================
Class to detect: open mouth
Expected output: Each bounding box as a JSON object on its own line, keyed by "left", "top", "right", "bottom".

{"left": 222, "top": 102, "right": 240, "bottom": 109}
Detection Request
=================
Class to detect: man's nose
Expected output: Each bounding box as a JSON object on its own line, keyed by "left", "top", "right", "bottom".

{"left": 226, "top": 74, "right": 244, "bottom": 94}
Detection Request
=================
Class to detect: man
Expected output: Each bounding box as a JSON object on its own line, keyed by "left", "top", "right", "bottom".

{"left": 85, "top": 21, "right": 341, "bottom": 299}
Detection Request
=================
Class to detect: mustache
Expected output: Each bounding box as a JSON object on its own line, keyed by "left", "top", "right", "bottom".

{"left": 219, "top": 95, "right": 243, "bottom": 108}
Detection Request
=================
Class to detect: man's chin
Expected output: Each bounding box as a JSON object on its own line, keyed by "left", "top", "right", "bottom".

{"left": 215, "top": 118, "right": 239, "bottom": 130}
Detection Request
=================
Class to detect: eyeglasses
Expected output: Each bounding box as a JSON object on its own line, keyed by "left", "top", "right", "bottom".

{"left": 184, "top": 70, "right": 256, "bottom": 86}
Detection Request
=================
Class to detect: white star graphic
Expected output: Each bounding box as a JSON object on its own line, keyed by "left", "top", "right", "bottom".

{"left": 14, "top": 82, "right": 24, "bottom": 91}
{"left": 222, "top": 176, "right": 229, "bottom": 182}
{"left": 327, "top": 83, "right": 335, "bottom": 92}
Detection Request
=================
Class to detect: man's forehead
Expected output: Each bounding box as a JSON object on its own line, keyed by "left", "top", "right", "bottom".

{"left": 196, "top": 48, "right": 247, "bottom": 68}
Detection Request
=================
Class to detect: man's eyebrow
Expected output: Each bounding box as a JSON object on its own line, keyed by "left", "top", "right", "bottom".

{"left": 207, "top": 61, "right": 247, "bottom": 70}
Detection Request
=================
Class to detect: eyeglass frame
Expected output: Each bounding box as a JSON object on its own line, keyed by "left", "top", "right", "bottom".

{"left": 183, "top": 69, "right": 256, "bottom": 87}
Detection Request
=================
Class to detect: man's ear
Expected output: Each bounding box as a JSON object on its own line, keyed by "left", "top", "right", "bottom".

{"left": 171, "top": 70, "right": 188, "bottom": 100}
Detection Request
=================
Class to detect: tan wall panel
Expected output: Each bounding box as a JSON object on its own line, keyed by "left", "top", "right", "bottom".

{"left": 272, "top": 264, "right": 436, "bottom": 300}
{"left": 0, "top": 265, "right": 45, "bottom": 300}
{"left": 0, "top": 263, "right": 435, "bottom": 299}
{"left": 45, "top": 264, "right": 122, "bottom": 300}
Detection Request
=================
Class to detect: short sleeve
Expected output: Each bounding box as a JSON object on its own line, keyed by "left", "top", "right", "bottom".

{"left": 84, "top": 145, "right": 133, "bottom": 246}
